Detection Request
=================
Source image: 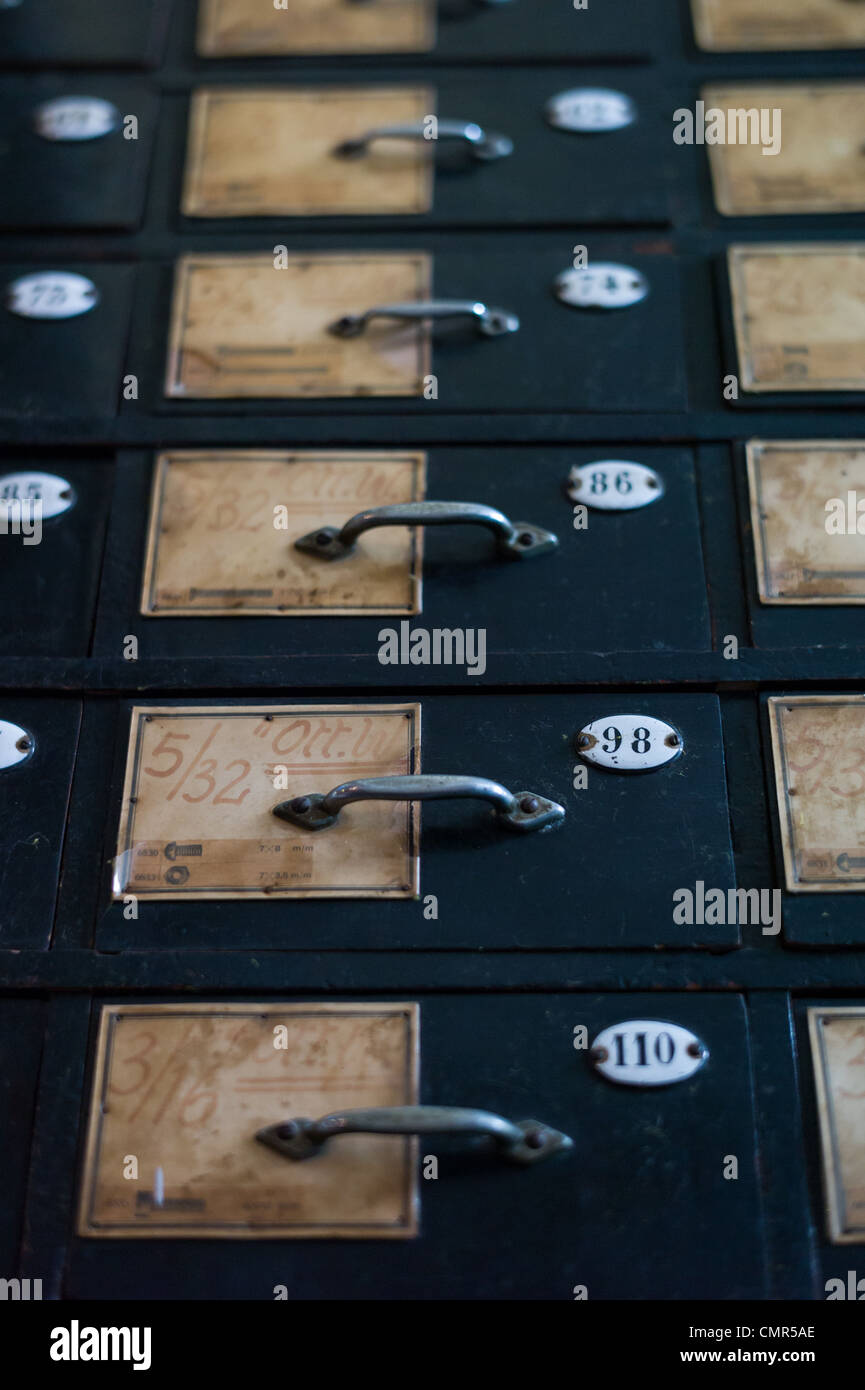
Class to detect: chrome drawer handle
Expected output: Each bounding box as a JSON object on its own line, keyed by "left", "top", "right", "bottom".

{"left": 294, "top": 501, "right": 557, "bottom": 561}
{"left": 334, "top": 120, "right": 512, "bottom": 162}
{"left": 273, "top": 774, "right": 565, "bottom": 832}
{"left": 328, "top": 299, "right": 519, "bottom": 338}
{"left": 256, "top": 1106, "right": 572, "bottom": 1165}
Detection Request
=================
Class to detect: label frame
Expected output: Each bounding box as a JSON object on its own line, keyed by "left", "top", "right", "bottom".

{"left": 77, "top": 1000, "right": 421, "bottom": 1240}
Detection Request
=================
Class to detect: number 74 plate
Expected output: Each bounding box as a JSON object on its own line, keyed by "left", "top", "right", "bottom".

{"left": 113, "top": 704, "right": 421, "bottom": 900}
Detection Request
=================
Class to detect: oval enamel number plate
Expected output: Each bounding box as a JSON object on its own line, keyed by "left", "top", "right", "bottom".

{"left": 0, "top": 720, "right": 34, "bottom": 770}
{"left": 545, "top": 88, "right": 637, "bottom": 134}
{"left": 33, "top": 96, "right": 120, "bottom": 142}
{"left": 6, "top": 271, "right": 99, "bottom": 320}
{"left": 591, "top": 1021, "right": 708, "bottom": 1087}
{"left": 576, "top": 714, "right": 682, "bottom": 771}
{"left": 567, "top": 460, "right": 664, "bottom": 511}
{"left": 555, "top": 263, "right": 648, "bottom": 310}
{"left": 0, "top": 472, "right": 75, "bottom": 519}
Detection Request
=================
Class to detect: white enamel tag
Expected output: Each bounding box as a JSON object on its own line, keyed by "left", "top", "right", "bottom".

{"left": 567, "top": 460, "right": 663, "bottom": 511}
{"left": 555, "top": 262, "right": 649, "bottom": 310}
{"left": 576, "top": 715, "right": 682, "bottom": 771}
{"left": 33, "top": 96, "right": 120, "bottom": 142}
{"left": 0, "top": 720, "right": 34, "bottom": 769}
{"left": 591, "top": 1021, "right": 708, "bottom": 1087}
{"left": 0, "top": 472, "right": 75, "bottom": 520}
{"left": 545, "top": 88, "right": 636, "bottom": 134}
{"left": 6, "top": 271, "right": 99, "bottom": 319}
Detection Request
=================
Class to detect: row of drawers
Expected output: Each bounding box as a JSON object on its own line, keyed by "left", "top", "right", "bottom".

{"left": 3, "top": 445, "right": 865, "bottom": 667}
{"left": 1, "top": 990, "right": 859, "bottom": 1298}
{"left": 2, "top": 690, "right": 863, "bottom": 951}
{"left": 0, "top": 0, "right": 711, "bottom": 69}
{"left": 7, "top": 71, "right": 865, "bottom": 233}
{"left": 6, "top": 238, "right": 865, "bottom": 422}
{"left": 3, "top": 0, "right": 864, "bottom": 68}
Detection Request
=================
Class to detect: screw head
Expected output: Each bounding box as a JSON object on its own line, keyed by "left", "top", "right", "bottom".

{"left": 291, "top": 796, "right": 311, "bottom": 814}
{"left": 520, "top": 795, "right": 540, "bottom": 814}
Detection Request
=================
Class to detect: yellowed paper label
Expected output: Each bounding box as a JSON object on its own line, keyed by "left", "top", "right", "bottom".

{"left": 729, "top": 244, "right": 865, "bottom": 392}
{"left": 748, "top": 440, "right": 865, "bottom": 603}
{"left": 113, "top": 704, "right": 421, "bottom": 900}
{"left": 183, "top": 88, "right": 435, "bottom": 218}
{"left": 692, "top": 0, "right": 865, "bottom": 51}
{"left": 197, "top": 0, "right": 435, "bottom": 56}
{"left": 809, "top": 1008, "right": 865, "bottom": 1243}
{"left": 141, "top": 450, "right": 425, "bottom": 617}
{"left": 706, "top": 84, "right": 865, "bottom": 215}
{"left": 165, "top": 253, "right": 431, "bottom": 399}
{"left": 78, "top": 1002, "right": 420, "bottom": 1238}
{"left": 769, "top": 696, "right": 865, "bottom": 891}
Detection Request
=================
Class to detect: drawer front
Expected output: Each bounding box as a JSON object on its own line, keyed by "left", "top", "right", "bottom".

{"left": 52, "top": 693, "right": 736, "bottom": 952}
{"left": 26, "top": 990, "right": 768, "bottom": 1300}
{"left": 90, "top": 446, "right": 710, "bottom": 673}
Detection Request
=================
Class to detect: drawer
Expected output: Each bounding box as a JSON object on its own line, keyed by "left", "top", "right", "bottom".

{"left": 128, "top": 234, "right": 686, "bottom": 416}
{"left": 90, "top": 446, "right": 711, "bottom": 672}
{"left": 192, "top": 0, "right": 659, "bottom": 62}
{"left": 34, "top": 991, "right": 767, "bottom": 1299}
{"left": 55, "top": 692, "right": 737, "bottom": 952}
{"left": 0, "top": 78, "right": 158, "bottom": 231}
{"left": 165, "top": 69, "right": 671, "bottom": 231}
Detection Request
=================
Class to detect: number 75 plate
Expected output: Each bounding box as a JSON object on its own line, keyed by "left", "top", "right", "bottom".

{"left": 113, "top": 705, "right": 421, "bottom": 901}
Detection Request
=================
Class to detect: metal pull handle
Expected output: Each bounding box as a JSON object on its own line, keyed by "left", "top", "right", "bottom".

{"left": 256, "top": 1106, "right": 572, "bottom": 1166}
{"left": 335, "top": 120, "right": 512, "bottom": 162}
{"left": 294, "top": 501, "right": 557, "bottom": 561}
{"left": 329, "top": 299, "right": 519, "bottom": 339}
{"left": 273, "top": 774, "right": 565, "bottom": 832}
